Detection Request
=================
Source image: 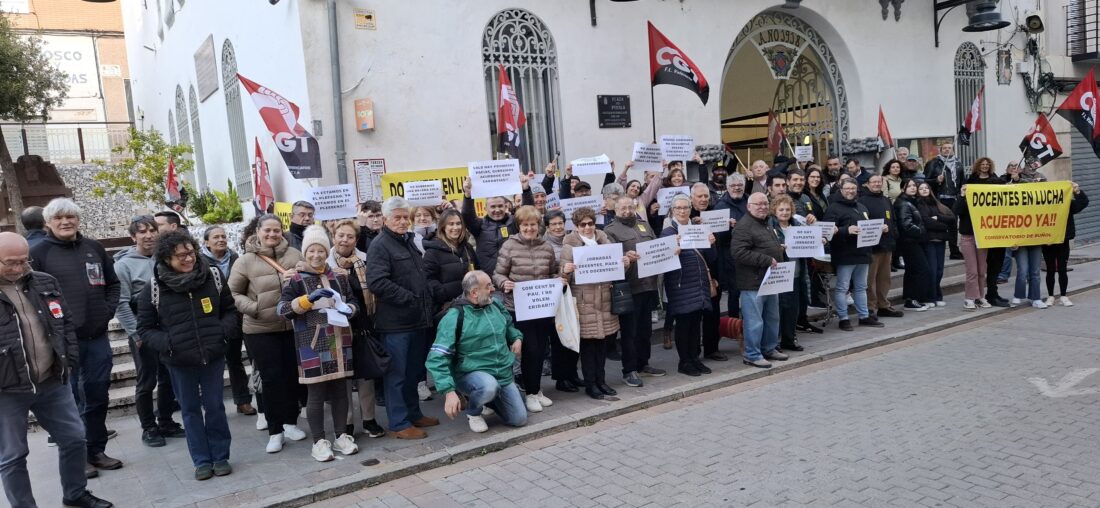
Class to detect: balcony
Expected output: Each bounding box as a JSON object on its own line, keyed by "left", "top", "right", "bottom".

{"left": 1068, "top": 0, "right": 1100, "bottom": 62}
{"left": 0, "top": 122, "right": 133, "bottom": 164}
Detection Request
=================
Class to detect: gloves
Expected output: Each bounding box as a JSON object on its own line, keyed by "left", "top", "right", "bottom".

{"left": 308, "top": 288, "right": 335, "bottom": 303}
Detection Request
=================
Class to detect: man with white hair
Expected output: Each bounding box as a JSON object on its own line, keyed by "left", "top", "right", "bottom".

{"left": 366, "top": 196, "right": 438, "bottom": 439}
{"left": 747, "top": 160, "right": 770, "bottom": 195}
{"left": 31, "top": 198, "right": 123, "bottom": 475}
{"left": 730, "top": 192, "right": 787, "bottom": 369}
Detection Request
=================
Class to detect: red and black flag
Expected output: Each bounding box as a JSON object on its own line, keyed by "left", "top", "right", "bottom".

{"left": 253, "top": 138, "right": 275, "bottom": 213}
{"left": 237, "top": 73, "right": 322, "bottom": 179}
{"left": 496, "top": 64, "right": 528, "bottom": 171}
{"left": 877, "top": 106, "right": 894, "bottom": 149}
{"left": 767, "top": 110, "right": 786, "bottom": 154}
{"left": 1056, "top": 68, "right": 1100, "bottom": 158}
{"left": 957, "top": 86, "right": 983, "bottom": 146}
{"left": 1019, "top": 114, "right": 1063, "bottom": 169}
{"left": 648, "top": 21, "right": 709, "bottom": 105}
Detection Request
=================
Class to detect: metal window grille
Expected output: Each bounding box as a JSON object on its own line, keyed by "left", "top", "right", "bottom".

{"left": 188, "top": 85, "right": 208, "bottom": 191}
{"left": 954, "top": 42, "right": 986, "bottom": 171}
{"left": 221, "top": 40, "right": 253, "bottom": 200}
{"left": 482, "top": 8, "right": 564, "bottom": 174}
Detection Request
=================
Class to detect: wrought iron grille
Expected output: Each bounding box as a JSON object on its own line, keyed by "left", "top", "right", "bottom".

{"left": 221, "top": 40, "right": 253, "bottom": 200}
{"left": 954, "top": 42, "right": 986, "bottom": 170}
{"left": 1066, "top": 0, "right": 1100, "bottom": 59}
{"left": 188, "top": 85, "right": 208, "bottom": 191}
{"left": 772, "top": 54, "right": 835, "bottom": 160}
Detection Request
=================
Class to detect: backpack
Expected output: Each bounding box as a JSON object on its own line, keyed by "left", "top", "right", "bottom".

{"left": 150, "top": 267, "right": 223, "bottom": 309}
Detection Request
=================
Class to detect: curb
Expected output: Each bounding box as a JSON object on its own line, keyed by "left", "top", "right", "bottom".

{"left": 250, "top": 281, "right": 1100, "bottom": 508}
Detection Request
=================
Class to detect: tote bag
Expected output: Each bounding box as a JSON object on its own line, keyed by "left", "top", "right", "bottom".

{"left": 555, "top": 286, "right": 581, "bottom": 353}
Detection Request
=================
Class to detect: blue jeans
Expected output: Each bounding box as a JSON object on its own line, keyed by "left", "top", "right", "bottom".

{"left": 382, "top": 329, "right": 429, "bottom": 431}
{"left": 997, "top": 249, "right": 1013, "bottom": 281}
{"left": 69, "top": 334, "right": 112, "bottom": 455}
{"left": 1014, "top": 246, "right": 1043, "bottom": 301}
{"left": 0, "top": 380, "right": 88, "bottom": 506}
{"left": 165, "top": 359, "right": 231, "bottom": 468}
{"left": 739, "top": 290, "right": 780, "bottom": 361}
{"left": 834, "top": 264, "right": 870, "bottom": 320}
{"left": 921, "top": 243, "right": 947, "bottom": 301}
{"left": 456, "top": 371, "right": 527, "bottom": 427}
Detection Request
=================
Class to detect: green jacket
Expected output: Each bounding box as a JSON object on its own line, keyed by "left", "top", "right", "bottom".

{"left": 426, "top": 298, "right": 522, "bottom": 395}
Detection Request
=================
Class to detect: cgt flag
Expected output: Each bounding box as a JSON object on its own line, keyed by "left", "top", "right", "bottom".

{"left": 237, "top": 73, "right": 322, "bottom": 179}
{"left": 877, "top": 106, "right": 894, "bottom": 149}
{"left": 767, "top": 110, "right": 786, "bottom": 154}
{"left": 496, "top": 64, "right": 529, "bottom": 171}
{"left": 165, "top": 156, "right": 180, "bottom": 203}
{"left": 1056, "top": 68, "right": 1100, "bottom": 158}
{"left": 648, "top": 21, "right": 709, "bottom": 105}
{"left": 958, "top": 86, "right": 983, "bottom": 146}
{"left": 1019, "top": 114, "right": 1063, "bottom": 169}
{"left": 253, "top": 138, "right": 275, "bottom": 213}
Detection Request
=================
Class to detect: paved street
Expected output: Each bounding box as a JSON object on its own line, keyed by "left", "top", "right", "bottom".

{"left": 323, "top": 289, "right": 1100, "bottom": 508}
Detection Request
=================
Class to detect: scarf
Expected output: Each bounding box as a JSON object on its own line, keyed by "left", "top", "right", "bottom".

{"left": 579, "top": 233, "right": 599, "bottom": 247}
{"left": 939, "top": 155, "right": 959, "bottom": 186}
{"left": 157, "top": 258, "right": 211, "bottom": 293}
{"left": 329, "top": 247, "right": 375, "bottom": 316}
{"left": 201, "top": 245, "right": 232, "bottom": 278}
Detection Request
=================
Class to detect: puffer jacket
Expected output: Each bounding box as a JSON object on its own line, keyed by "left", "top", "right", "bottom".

{"left": 660, "top": 225, "right": 712, "bottom": 315}
{"left": 858, "top": 189, "right": 898, "bottom": 253}
{"left": 136, "top": 261, "right": 238, "bottom": 367}
{"left": 277, "top": 267, "right": 359, "bottom": 383}
{"left": 423, "top": 236, "right": 478, "bottom": 310}
{"left": 916, "top": 197, "right": 955, "bottom": 243}
{"left": 492, "top": 234, "right": 559, "bottom": 312}
{"left": 894, "top": 195, "right": 926, "bottom": 243}
{"left": 730, "top": 213, "right": 784, "bottom": 290}
{"left": 561, "top": 231, "right": 620, "bottom": 339}
{"left": 823, "top": 194, "right": 873, "bottom": 265}
{"left": 602, "top": 215, "right": 659, "bottom": 293}
{"left": 365, "top": 226, "right": 433, "bottom": 333}
{"left": 0, "top": 271, "right": 77, "bottom": 393}
{"left": 228, "top": 235, "right": 303, "bottom": 334}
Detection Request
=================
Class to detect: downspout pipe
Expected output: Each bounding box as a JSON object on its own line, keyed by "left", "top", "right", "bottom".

{"left": 327, "top": 0, "right": 348, "bottom": 184}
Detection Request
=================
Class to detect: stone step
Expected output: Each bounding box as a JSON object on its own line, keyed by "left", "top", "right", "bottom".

{"left": 106, "top": 364, "right": 254, "bottom": 418}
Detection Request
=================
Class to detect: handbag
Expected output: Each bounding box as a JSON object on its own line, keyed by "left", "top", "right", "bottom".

{"left": 352, "top": 329, "right": 390, "bottom": 380}
{"left": 695, "top": 251, "right": 719, "bottom": 298}
{"left": 610, "top": 280, "right": 634, "bottom": 315}
{"left": 555, "top": 286, "right": 581, "bottom": 353}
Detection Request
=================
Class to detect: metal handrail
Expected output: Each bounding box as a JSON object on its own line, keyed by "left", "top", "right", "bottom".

{"left": 0, "top": 121, "right": 134, "bottom": 164}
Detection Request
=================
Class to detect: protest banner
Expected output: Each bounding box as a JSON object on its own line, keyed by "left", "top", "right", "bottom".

{"left": 678, "top": 224, "right": 710, "bottom": 249}
{"left": 468, "top": 159, "right": 522, "bottom": 199}
{"left": 402, "top": 180, "right": 443, "bottom": 206}
{"left": 656, "top": 186, "right": 690, "bottom": 215}
{"left": 785, "top": 226, "right": 825, "bottom": 258}
{"left": 857, "top": 219, "right": 885, "bottom": 248}
{"left": 636, "top": 236, "right": 681, "bottom": 278}
{"left": 965, "top": 182, "right": 1074, "bottom": 248}
{"left": 309, "top": 184, "right": 358, "bottom": 220}
{"left": 700, "top": 209, "right": 729, "bottom": 233}
{"left": 514, "top": 279, "right": 563, "bottom": 321}
{"left": 573, "top": 243, "right": 625, "bottom": 284}
{"left": 274, "top": 201, "right": 293, "bottom": 230}
{"left": 758, "top": 261, "right": 796, "bottom": 296}
{"left": 570, "top": 154, "right": 613, "bottom": 176}
{"left": 815, "top": 221, "right": 836, "bottom": 242}
{"left": 659, "top": 135, "right": 694, "bottom": 161}
{"left": 381, "top": 167, "right": 486, "bottom": 216}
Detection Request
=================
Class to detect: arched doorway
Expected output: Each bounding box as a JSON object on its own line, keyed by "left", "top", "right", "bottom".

{"left": 720, "top": 11, "right": 849, "bottom": 170}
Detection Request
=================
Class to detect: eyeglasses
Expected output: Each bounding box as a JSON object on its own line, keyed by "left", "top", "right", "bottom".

{"left": 577, "top": 221, "right": 596, "bottom": 228}
{"left": 749, "top": 202, "right": 770, "bottom": 208}
{"left": 671, "top": 206, "right": 691, "bottom": 211}
{"left": 172, "top": 251, "right": 197, "bottom": 261}
{"left": 0, "top": 258, "right": 31, "bottom": 267}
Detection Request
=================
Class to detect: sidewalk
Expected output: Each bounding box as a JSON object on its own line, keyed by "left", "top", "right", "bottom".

{"left": 21, "top": 245, "right": 1100, "bottom": 508}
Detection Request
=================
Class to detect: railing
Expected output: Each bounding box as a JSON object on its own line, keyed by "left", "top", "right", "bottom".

{"left": 1067, "top": 0, "right": 1100, "bottom": 60}
{"left": 0, "top": 122, "right": 133, "bottom": 164}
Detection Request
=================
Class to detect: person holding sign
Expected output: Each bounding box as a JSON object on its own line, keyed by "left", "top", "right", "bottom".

{"left": 966, "top": 159, "right": 1009, "bottom": 307}
{"left": 461, "top": 176, "right": 533, "bottom": 276}
{"left": 953, "top": 184, "right": 989, "bottom": 311}
{"left": 822, "top": 180, "right": 884, "bottom": 331}
{"left": 714, "top": 173, "right": 749, "bottom": 318}
{"left": 786, "top": 169, "right": 818, "bottom": 225}
{"left": 859, "top": 175, "right": 902, "bottom": 318}
{"left": 689, "top": 183, "right": 726, "bottom": 362}
{"left": 894, "top": 180, "right": 933, "bottom": 311}
{"left": 731, "top": 194, "right": 787, "bottom": 369}
{"left": 660, "top": 195, "right": 717, "bottom": 376}
{"left": 1042, "top": 182, "right": 1089, "bottom": 307}
{"left": 914, "top": 182, "right": 955, "bottom": 307}
{"left": 770, "top": 196, "right": 823, "bottom": 351}
{"left": 561, "top": 208, "right": 629, "bottom": 400}
{"left": 638, "top": 163, "right": 688, "bottom": 232}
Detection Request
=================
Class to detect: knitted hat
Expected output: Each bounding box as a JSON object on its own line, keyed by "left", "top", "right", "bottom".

{"left": 530, "top": 183, "right": 547, "bottom": 196}
{"left": 301, "top": 224, "right": 331, "bottom": 253}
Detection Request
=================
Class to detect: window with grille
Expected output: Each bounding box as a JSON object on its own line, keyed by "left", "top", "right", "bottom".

{"left": 954, "top": 42, "right": 986, "bottom": 171}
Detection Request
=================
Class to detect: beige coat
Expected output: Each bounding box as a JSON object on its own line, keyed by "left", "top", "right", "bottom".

{"left": 561, "top": 230, "right": 620, "bottom": 339}
{"left": 492, "top": 235, "right": 559, "bottom": 312}
{"left": 228, "top": 235, "right": 304, "bottom": 335}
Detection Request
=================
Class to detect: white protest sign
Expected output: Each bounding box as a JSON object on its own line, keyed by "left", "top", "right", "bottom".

{"left": 857, "top": 219, "right": 885, "bottom": 248}
{"left": 468, "top": 159, "right": 521, "bottom": 199}
{"left": 573, "top": 243, "right": 624, "bottom": 285}
{"left": 560, "top": 196, "right": 603, "bottom": 230}
{"left": 656, "top": 186, "right": 690, "bottom": 215}
{"left": 546, "top": 193, "right": 561, "bottom": 210}
{"left": 514, "top": 279, "right": 563, "bottom": 322}
{"left": 758, "top": 261, "right": 796, "bottom": 296}
{"left": 402, "top": 180, "right": 443, "bottom": 207}
{"left": 570, "top": 154, "right": 613, "bottom": 176}
{"left": 795, "top": 145, "right": 814, "bottom": 162}
{"left": 815, "top": 221, "right": 836, "bottom": 242}
{"left": 308, "top": 184, "right": 358, "bottom": 220}
{"left": 701, "top": 209, "right": 729, "bottom": 234}
{"left": 659, "top": 135, "right": 694, "bottom": 161}
{"left": 636, "top": 236, "right": 681, "bottom": 278}
{"left": 631, "top": 142, "right": 662, "bottom": 172}
{"left": 784, "top": 226, "right": 825, "bottom": 258}
{"left": 678, "top": 224, "right": 710, "bottom": 249}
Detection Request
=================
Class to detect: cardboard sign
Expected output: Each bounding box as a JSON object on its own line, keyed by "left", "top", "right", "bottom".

{"left": 701, "top": 209, "right": 730, "bottom": 233}
{"left": 560, "top": 196, "right": 603, "bottom": 230}
{"left": 468, "top": 159, "right": 522, "bottom": 199}
{"left": 573, "top": 243, "right": 625, "bottom": 285}
{"left": 570, "top": 154, "right": 613, "bottom": 176}
{"left": 308, "top": 184, "right": 358, "bottom": 220}
{"left": 784, "top": 226, "right": 825, "bottom": 258}
{"left": 678, "top": 224, "right": 710, "bottom": 249}
{"left": 857, "top": 219, "right": 885, "bottom": 248}
{"left": 758, "top": 261, "right": 796, "bottom": 296}
{"left": 815, "top": 221, "right": 836, "bottom": 242}
{"left": 656, "top": 186, "right": 690, "bottom": 215}
{"left": 636, "top": 236, "right": 681, "bottom": 278}
{"left": 631, "top": 142, "right": 662, "bottom": 172}
{"left": 402, "top": 180, "right": 443, "bottom": 207}
{"left": 794, "top": 145, "right": 814, "bottom": 162}
{"left": 659, "top": 135, "right": 694, "bottom": 161}
{"left": 514, "top": 279, "right": 563, "bottom": 321}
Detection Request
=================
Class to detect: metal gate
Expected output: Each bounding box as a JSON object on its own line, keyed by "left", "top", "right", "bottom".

{"left": 772, "top": 54, "right": 836, "bottom": 163}
{"left": 1071, "top": 131, "right": 1100, "bottom": 244}
{"left": 954, "top": 42, "right": 986, "bottom": 171}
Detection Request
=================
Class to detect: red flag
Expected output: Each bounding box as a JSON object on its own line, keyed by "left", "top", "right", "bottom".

{"left": 877, "top": 106, "right": 894, "bottom": 148}
{"left": 1056, "top": 68, "right": 1100, "bottom": 158}
{"left": 237, "top": 73, "right": 322, "bottom": 179}
{"left": 767, "top": 110, "right": 786, "bottom": 154}
{"left": 1019, "top": 114, "right": 1063, "bottom": 169}
{"left": 253, "top": 138, "right": 275, "bottom": 213}
{"left": 165, "top": 156, "right": 180, "bottom": 203}
{"left": 958, "top": 86, "right": 983, "bottom": 146}
{"left": 496, "top": 64, "right": 528, "bottom": 170}
{"left": 648, "top": 21, "right": 709, "bottom": 105}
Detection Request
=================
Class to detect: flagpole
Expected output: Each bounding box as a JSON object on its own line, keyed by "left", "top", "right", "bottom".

{"left": 650, "top": 86, "right": 657, "bottom": 142}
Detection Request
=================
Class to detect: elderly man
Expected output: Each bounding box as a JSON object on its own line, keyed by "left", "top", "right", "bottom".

{"left": 20, "top": 207, "right": 48, "bottom": 248}
{"left": 731, "top": 193, "right": 787, "bottom": 369}
{"left": 461, "top": 176, "right": 533, "bottom": 275}
{"left": 31, "top": 198, "right": 123, "bottom": 474}
{"left": 0, "top": 232, "right": 114, "bottom": 508}
{"left": 688, "top": 183, "right": 726, "bottom": 361}
{"left": 747, "top": 160, "right": 769, "bottom": 195}
{"left": 427, "top": 271, "right": 526, "bottom": 433}
{"left": 285, "top": 201, "right": 315, "bottom": 250}
{"left": 714, "top": 173, "right": 748, "bottom": 318}
{"left": 367, "top": 196, "right": 438, "bottom": 439}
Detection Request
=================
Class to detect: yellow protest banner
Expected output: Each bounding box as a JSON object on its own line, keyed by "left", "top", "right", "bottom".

{"left": 273, "top": 201, "right": 293, "bottom": 231}
{"left": 966, "top": 182, "right": 1072, "bottom": 248}
{"left": 381, "top": 167, "right": 487, "bottom": 216}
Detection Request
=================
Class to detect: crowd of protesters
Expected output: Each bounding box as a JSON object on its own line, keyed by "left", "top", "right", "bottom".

{"left": 0, "top": 140, "right": 1089, "bottom": 507}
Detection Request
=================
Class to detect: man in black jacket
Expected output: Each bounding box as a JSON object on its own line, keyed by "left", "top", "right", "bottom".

{"left": 284, "top": 201, "right": 315, "bottom": 251}
{"left": 461, "top": 175, "right": 533, "bottom": 274}
{"left": 859, "top": 176, "right": 903, "bottom": 318}
{"left": 713, "top": 173, "right": 748, "bottom": 318}
{"left": 356, "top": 200, "right": 383, "bottom": 253}
{"left": 20, "top": 207, "right": 48, "bottom": 248}
{"left": 30, "top": 198, "right": 123, "bottom": 473}
{"left": 0, "top": 232, "right": 113, "bottom": 508}
{"left": 823, "top": 181, "right": 885, "bottom": 331}
{"left": 924, "top": 141, "right": 964, "bottom": 259}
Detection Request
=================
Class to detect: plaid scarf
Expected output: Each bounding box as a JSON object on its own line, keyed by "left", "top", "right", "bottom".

{"left": 329, "top": 248, "right": 375, "bottom": 316}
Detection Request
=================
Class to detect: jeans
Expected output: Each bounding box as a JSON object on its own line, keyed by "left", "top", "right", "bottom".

{"left": 618, "top": 290, "right": 656, "bottom": 375}
{"left": 922, "top": 243, "right": 947, "bottom": 301}
{"left": 245, "top": 332, "right": 302, "bottom": 436}
{"left": 382, "top": 329, "right": 429, "bottom": 431}
{"left": 129, "top": 336, "right": 178, "bottom": 432}
{"left": 959, "top": 235, "right": 987, "bottom": 300}
{"left": 740, "top": 290, "right": 780, "bottom": 361}
{"left": 456, "top": 371, "right": 527, "bottom": 427}
{"left": 833, "top": 264, "right": 870, "bottom": 320}
{"left": 70, "top": 334, "right": 112, "bottom": 456}
{"left": 0, "top": 380, "right": 88, "bottom": 507}
{"left": 1014, "top": 246, "right": 1043, "bottom": 301}
{"left": 165, "top": 359, "right": 231, "bottom": 468}
{"left": 997, "top": 249, "right": 1014, "bottom": 281}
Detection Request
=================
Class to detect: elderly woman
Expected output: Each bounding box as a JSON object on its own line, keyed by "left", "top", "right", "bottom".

{"left": 561, "top": 207, "right": 630, "bottom": 400}
{"left": 660, "top": 194, "right": 712, "bottom": 377}
{"left": 137, "top": 231, "right": 238, "bottom": 480}
{"left": 493, "top": 205, "right": 561, "bottom": 412}
{"left": 228, "top": 214, "right": 307, "bottom": 453}
{"left": 543, "top": 210, "right": 567, "bottom": 261}
{"left": 769, "top": 195, "right": 815, "bottom": 351}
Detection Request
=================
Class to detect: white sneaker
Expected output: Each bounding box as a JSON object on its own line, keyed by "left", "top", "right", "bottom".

{"left": 976, "top": 299, "right": 992, "bottom": 308}
{"left": 935, "top": 301, "right": 946, "bottom": 307}
{"left": 921, "top": 302, "right": 938, "bottom": 310}
{"left": 535, "top": 392, "right": 553, "bottom": 407}
{"left": 266, "top": 434, "right": 284, "bottom": 453}
{"left": 467, "top": 414, "right": 488, "bottom": 433}
{"left": 1032, "top": 300, "right": 1048, "bottom": 309}
{"left": 1010, "top": 298, "right": 1022, "bottom": 307}
{"left": 963, "top": 300, "right": 976, "bottom": 311}
{"left": 332, "top": 433, "right": 359, "bottom": 455}
{"left": 311, "top": 439, "right": 334, "bottom": 462}
{"left": 282, "top": 424, "right": 306, "bottom": 441}
{"left": 1060, "top": 296, "right": 1074, "bottom": 307}
{"left": 525, "top": 394, "right": 543, "bottom": 413}
{"left": 651, "top": 310, "right": 659, "bottom": 324}
{"left": 1044, "top": 296, "right": 1056, "bottom": 307}
{"left": 417, "top": 381, "right": 432, "bottom": 401}
{"left": 481, "top": 406, "right": 495, "bottom": 417}
{"left": 846, "top": 295, "right": 855, "bottom": 306}
{"left": 255, "top": 413, "right": 268, "bottom": 431}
